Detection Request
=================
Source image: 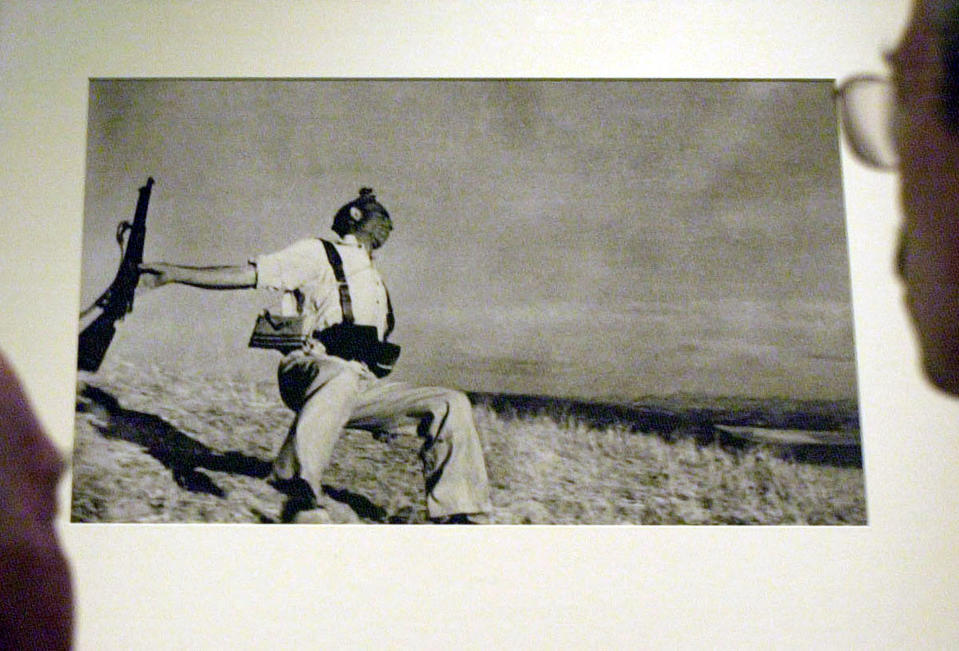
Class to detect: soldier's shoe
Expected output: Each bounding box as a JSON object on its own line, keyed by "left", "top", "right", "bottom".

{"left": 291, "top": 507, "right": 333, "bottom": 524}
{"left": 280, "top": 494, "right": 320, "bottom": 523}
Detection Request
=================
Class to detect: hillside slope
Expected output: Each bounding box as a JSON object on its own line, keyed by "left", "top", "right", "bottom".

{"left": 71, "top": 359, "right": 867, "bottom": 525}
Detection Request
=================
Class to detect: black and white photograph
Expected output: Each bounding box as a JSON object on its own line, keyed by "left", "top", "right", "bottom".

{"left": 72, "top": 78, "right": 865, "bottom": 525}
{"left": 18, "top": 1, "right": 959, "bottom": 647}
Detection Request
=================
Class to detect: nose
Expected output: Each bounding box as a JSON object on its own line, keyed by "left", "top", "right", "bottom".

{"left": 0, "top": 355, "right": 65, "bottom": 520}
{"left": 33, "top": 431, "right": 66, "bottom": 486}
{"left": 18, "top": 419, "right": 65, "bottom": 523}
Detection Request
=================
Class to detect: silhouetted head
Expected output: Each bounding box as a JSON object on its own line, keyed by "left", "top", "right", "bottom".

{"left": 890, "top": 0, "right": 959, "bottom": 393}
{"left": 0, "top": 354, "right": 73, "bottom": 649}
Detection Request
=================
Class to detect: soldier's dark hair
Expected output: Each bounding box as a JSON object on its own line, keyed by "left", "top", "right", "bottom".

{"left": 331, "top": 187, "right": 391, "bottom": 237}
{"left": 936, "top": 0, "right": 959, "bottom": 129}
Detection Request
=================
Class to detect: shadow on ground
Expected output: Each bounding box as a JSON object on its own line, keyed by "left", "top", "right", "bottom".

{"left": 76, "top": 383, "right": 391, "bottom": 521}
{"left": 77, "top": 383, "right": 272, "bottom": 497}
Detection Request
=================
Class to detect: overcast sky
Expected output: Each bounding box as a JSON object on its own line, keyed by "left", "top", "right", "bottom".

{"left": 80, "top": 79, "right": 855, "bottom": 401}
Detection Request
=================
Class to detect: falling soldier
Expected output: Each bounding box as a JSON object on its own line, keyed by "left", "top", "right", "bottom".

{"left": 139, "top": 188, "right": 492, "bottom": 523}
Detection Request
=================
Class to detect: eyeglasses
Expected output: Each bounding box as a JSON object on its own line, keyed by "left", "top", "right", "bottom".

{"left": 835, "top": 74, "right": 899, "bottom": 170}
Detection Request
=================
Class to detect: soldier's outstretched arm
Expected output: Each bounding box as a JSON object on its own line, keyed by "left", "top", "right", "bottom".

{"left": 138, "top": 262, "right": 256, "bottom": 290}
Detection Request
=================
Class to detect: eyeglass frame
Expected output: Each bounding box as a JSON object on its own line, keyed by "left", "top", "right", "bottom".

{"left": 834, "top": 74, "right": 899, "bottom": 171}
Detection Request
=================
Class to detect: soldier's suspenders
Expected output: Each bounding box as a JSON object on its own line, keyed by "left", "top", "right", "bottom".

{"left": 320, "top": 239, "right": 395, "bottom": 339}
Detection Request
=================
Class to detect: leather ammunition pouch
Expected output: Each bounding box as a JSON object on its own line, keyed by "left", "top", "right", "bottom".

{"left": 248, "top": 311, "right": 310, "bottom": 352}
{"left": 315, "top": 323, "right": 401, "bottom": 378}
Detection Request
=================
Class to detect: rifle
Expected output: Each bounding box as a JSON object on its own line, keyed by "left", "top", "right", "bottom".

{"left": 77, "top": 177, "right": 154, "bottom": 372}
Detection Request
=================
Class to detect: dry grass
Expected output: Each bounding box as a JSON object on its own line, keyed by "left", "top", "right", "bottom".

{"left": 71, "top": 358, "right": 867, "bottom": 525}
{"left": 478, "top": 409, "right": 865, "bottom": 525}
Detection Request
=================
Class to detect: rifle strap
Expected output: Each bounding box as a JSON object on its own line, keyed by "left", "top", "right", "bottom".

{"left": 320, "top": 239, "right": 395, "bottom": 338}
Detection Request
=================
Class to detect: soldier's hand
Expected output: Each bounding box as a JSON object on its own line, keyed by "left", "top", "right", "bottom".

{"left": 137, "top": 263, "right": 173, "bottom": 289}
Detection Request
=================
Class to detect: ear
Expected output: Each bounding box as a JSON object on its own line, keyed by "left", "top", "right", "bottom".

{"left": 349, "top": 206, "right": 363, "bottom": 222}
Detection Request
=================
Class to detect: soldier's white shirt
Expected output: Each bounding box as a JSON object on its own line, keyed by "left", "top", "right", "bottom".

{"left": 252, "top": 234, "right": 390, "bottom": 338}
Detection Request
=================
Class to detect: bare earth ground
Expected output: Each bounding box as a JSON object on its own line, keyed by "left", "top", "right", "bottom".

{"left": 71, "top": 358, "right": 867, "bottom": 525}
